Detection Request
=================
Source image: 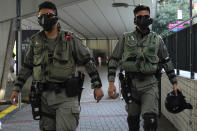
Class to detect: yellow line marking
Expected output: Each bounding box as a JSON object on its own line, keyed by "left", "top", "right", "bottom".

{"left": 22, "top": 97, "right": 29, "bottom": 101}
{"left": 0, "top": 103, "right": 24, "bottom": 119}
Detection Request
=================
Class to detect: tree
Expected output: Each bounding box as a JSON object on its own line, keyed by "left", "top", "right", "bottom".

{"left": 152, "top": 0, "right": 189, "bottom": 35}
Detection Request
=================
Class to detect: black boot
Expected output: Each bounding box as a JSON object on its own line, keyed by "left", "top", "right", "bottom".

{"left": 127, "top": 115, "right": 140, "bottom": 131}
{"left": 143, "top": 113, "right": 157, "bottom": 131}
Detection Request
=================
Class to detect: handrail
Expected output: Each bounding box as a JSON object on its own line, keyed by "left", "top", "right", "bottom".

{"left": 160, "top": 14, "right": 197, "bottom": 37}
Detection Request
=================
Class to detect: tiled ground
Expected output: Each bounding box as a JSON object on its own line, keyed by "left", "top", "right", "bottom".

{"left": 0, "top": 66, "right": 178, "bottom": 131}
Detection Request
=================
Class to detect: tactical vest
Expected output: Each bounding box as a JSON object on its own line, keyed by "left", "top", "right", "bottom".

{"left": 121, "top": 32, "right": 160, "bottom": 74}
{"left": 32, "top": 31, "right": 75, "bottom": 83}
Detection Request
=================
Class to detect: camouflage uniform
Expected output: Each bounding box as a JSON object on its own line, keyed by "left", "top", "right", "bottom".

{"left": 108, "top": 29, "right": 177, "bottom": 130}
{"left": 13, "top": 30, "right": 102, "bottom": 131}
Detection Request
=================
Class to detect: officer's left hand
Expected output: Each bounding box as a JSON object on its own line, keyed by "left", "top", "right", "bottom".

{"left": 94, "top": 88, "right": 104, "bottom": 103}
{"left": 173, "top": 83, "right": 180, "bottom": 96}
{"left": 10, "top": 91, "right": 19, "bottom": 106}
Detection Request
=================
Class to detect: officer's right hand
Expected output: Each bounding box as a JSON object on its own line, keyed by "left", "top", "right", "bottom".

{"left": 94, "top": 88, "right": 104, "bottom": 103}
{"left": 108, "top": 82, "right": 117, "bottom": 99}
{"left": 10, "top": 91, "right": 19, "bottom": 106}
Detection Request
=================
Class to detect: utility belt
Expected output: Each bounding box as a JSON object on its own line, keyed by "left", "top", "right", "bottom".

{"left": 125, "top": 72, "right": 149, "bottom": 81}
{"left": 29, "top": 71, "right": 85, "bottom": 120}
{"left": 38, "top": 72, "right": 85, "bottom": 96}
{"left": 37, "top": 82, "right": 66, "bottom": 94}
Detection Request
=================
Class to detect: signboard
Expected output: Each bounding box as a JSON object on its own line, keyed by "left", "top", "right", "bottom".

{"left": 177, "top": 10, "right": 182, "bottom": 19}
{"left": 168, "top": 21, "right": 190, "bottom": 32}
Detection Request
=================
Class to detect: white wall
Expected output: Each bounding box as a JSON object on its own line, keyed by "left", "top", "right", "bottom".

{"left": 161, "top": 74, "right": 197, "bottom": 131}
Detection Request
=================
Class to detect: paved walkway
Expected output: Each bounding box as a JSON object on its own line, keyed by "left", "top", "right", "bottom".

{"left": 0, "top": 66, "right": 178, "bottom": 131}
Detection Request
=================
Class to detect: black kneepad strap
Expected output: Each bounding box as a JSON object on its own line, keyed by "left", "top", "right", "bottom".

{"left": 143, "top": 113, "right": 157, "bottom": 131}
{"left": 127, "top": 115, "right": 140, "bottom": 131}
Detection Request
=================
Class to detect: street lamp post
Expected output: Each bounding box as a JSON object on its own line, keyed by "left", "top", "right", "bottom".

{"left": 189, "top": 0, "right": 194, "bottom": 79}
{"left": 16, "top": 0, "right": 22, "bottom": 109}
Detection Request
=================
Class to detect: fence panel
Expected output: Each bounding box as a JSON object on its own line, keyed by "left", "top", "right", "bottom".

{"left": 163, "top": 23, "right": 197, "bottom": 73}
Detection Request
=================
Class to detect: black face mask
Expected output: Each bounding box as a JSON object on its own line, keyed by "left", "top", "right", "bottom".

{"left": 38, "top": 13, "right": 58, "bottom": 32}
{"left": 134, "top": 15, "right": 153, "bottom": 30}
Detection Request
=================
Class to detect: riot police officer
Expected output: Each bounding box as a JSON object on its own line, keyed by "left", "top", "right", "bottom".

{"left": 108, "top": 5, "right": 179, "bottom": 131}
{"left": 10, "top": 1, "right": 104, "bottom": 131}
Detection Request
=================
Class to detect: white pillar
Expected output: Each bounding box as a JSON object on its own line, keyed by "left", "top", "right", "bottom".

{"left": 0, "top": 20, "right": 15, "bottom": 100}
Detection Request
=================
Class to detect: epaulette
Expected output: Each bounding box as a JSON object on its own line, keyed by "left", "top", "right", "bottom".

{"left": 150, "top": 31, "right": 160, "bottom": 38}
{"left": 150, "top": 31, "right": 163, "bottom": 44}
{"left": 30, "top": 31, "right": 41, "bottom": 40}
{"left": 123, "top": 32, "right": 135, "bottom": 40}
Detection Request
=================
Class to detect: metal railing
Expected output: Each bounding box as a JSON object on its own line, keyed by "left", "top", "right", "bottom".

{"left": 161, "top": 14, "right": 197, "bottom": 79}
{"left": 161, "top": 15, "right": 197, "bottom": 38}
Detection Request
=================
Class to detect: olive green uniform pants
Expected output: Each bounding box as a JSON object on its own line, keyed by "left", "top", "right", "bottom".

{"left": 39, "top": 88, "right": 80, "bottom": 131}
{"left": 126, "top": 75, "right": 159, "bottom": 116}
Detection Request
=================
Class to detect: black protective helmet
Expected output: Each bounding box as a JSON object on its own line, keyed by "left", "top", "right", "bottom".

{"left": 165, "top": 90, "right": 193, "bottom": 114}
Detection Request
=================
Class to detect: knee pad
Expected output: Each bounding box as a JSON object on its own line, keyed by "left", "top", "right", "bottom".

{"left": 127, "top": 115, "right": 140, "bottom": 131}
{"left": 143, "top": 113, "right": 157, "bottom": 131}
